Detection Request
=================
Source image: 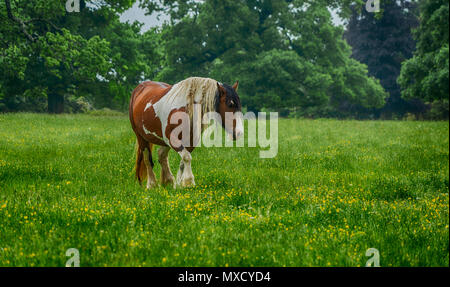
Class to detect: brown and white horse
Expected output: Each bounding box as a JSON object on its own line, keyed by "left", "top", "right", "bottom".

{"left": 129, "top": 77, "right": 243, "bottom": 189}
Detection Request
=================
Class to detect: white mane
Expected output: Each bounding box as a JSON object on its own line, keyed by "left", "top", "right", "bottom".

{"left": 164, "top": 77, "right": 219, "bottom": 119}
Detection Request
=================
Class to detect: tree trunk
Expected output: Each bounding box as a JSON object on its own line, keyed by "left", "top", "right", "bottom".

{"left": 48, "top": 93, "right": 64, "bottom": 114}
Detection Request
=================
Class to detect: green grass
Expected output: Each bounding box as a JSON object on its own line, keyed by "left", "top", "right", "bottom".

{"left": 0, "top": 113, "right": 448, "bottom": 267}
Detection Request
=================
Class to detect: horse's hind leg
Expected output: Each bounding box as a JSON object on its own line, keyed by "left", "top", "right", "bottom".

{"left": 176, "top": 148, "right": 195, "bottom": 188}
{"left": 158, "top": 146, "right": 175, "bottom": 187}
{"left": 143, "top": 144, "right": 158, "bottom": 189}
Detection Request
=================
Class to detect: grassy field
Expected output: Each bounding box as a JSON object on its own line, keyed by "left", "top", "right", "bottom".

{"left": 0, "top": 113, "right": 448, "bottom": 267}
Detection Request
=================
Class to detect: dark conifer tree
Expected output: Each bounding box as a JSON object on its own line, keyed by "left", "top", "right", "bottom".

{"left": 345, "top": 0, "right": 423, "bottom": 118}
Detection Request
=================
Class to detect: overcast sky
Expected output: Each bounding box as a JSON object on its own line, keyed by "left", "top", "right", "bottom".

{"left": 119, "top": 2, "right": 169, "bottom": 31}
{"left": 119, "top": 2, "right": 344, "bottom": 32}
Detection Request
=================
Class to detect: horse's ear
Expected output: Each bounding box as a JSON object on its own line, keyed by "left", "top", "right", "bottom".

{"left": 232, "top": 81, "right": 239, "bottom": 92}
{"left": 217, "top": 82, "right": 226, "bottom": 96}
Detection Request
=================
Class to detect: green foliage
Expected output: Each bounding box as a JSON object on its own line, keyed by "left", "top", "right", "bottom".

{"left": 64, "top": 95, "right": 93, "bottom": 113}
{"left": 0, "top": 0, "right": 162, "bottom": 113}
{"left": 0, "top": 44, "right": 30, "bottom": 80}
{"left": 0, "top": 0, "right": 447, "bottom": 118}
{"left": 0, "top": 114, "right": 448, "bottom": 266}
{"left": 327, "top": 58, "right": 387, "bottom": 117}
{"left": 150, "top": 0, "right": 387, "bottom": 116}
{"left": 427, "top": 99, "right": 450, "bottom": 120}
{"left": 39, "top": 29, "right": 111, "bottom": 80}
{"left": 240, "top": 49, "right": 332, "bottom": 111}
{"left": 398, "top": 0, "right": 449, "bottom": 108}
{"left": 0, "top": 1, "right": 111, "bottom": 112}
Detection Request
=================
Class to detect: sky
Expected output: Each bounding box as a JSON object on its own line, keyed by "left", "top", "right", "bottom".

{"left": 119, "top": 2, "right": 169, "bottom": 31}
{"left": 119, "top": 2, "right": 345, "bottom": 32}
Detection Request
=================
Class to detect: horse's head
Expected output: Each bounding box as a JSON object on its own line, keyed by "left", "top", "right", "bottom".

{"left": 215, "top": 81, "right": 243, "bottom": 141}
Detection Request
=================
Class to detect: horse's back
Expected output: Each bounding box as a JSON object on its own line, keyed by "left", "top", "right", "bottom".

{"left": 130, "top": 81, "right": 171, "bottom": 110}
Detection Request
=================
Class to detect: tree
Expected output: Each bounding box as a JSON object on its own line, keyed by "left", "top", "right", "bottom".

{"left": 0, "top": 0, "right": 158, "bottom": 113}
{"left": 74, "top": 5, "right": 164, "bottom": 111}
{"left": 0, "top": 0, "right": 116, "bottom": 113}
{"left": 398, "top": 0, "right": 449, "bottom": 118}
{"left": 142, "top": 0, "right": 386, "bottom": 117}
{"left": 1, "top": 0, "right": 388, "bottom": 117}
{"left": 345, "top": 0, "right": 421, "bottom": 118}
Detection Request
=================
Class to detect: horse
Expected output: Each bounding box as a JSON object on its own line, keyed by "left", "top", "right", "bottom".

{"left": 129, "top": 77, "right": 243, "bottom": 189}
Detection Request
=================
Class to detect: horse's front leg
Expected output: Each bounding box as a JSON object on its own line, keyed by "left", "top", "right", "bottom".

{"left": 176, "top": 160, "right": 184, "bottom": 185}
{"left": 176, "top": 148, "right": 195, "bottom": 188}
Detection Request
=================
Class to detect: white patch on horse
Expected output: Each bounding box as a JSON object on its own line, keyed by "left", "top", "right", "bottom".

{"left": 144, "top": 102, "right": 153, "bottom": 112}
{"left": 235, "top": 113, "right": 244, "bottom": 139}
{"left": 153, "top": 95, "right": 186, "bottom": 145}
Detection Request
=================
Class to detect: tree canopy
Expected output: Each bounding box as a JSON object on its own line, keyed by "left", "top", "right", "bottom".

{"left": 345, "top": 0, "right": 424, "bottom": 118}
{"left": 0, "top": 0, "right": 447, "bottom": 119}
{"left": 143, "top": 0, "right": 387, "bottom": 117}
{"left": 0, "top": 0, "right": 161, "bottom": 113}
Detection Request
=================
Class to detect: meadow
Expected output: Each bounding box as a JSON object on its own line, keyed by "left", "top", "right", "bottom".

{"left": 0, "top": 113, "right": 448, "bottom": 267}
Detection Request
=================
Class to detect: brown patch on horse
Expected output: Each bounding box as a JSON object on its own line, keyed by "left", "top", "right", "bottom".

{"left": 130, "top": 81, "right": 172, "bottom": 183}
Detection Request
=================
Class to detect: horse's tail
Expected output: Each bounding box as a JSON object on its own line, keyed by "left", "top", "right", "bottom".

{"left": 130, "top": 82, "right": 153, "bottom": 184}
{"left": 134, "top": 139, "right": 154, "bottom": 184}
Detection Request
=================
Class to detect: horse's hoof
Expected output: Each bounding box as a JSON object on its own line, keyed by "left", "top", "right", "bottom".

{"left": 146, "top": 182, "right": 158, "bottom": 189}
{"left": 181, "top": 177, "right": 195, "bottom": 188}
{"left": 161, "top": 176, "right": 175, "bottom": 187}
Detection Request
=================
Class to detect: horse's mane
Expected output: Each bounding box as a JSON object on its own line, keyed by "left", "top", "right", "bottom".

{"left": 164, "top": 77, "right": 218, "bottom": 119}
